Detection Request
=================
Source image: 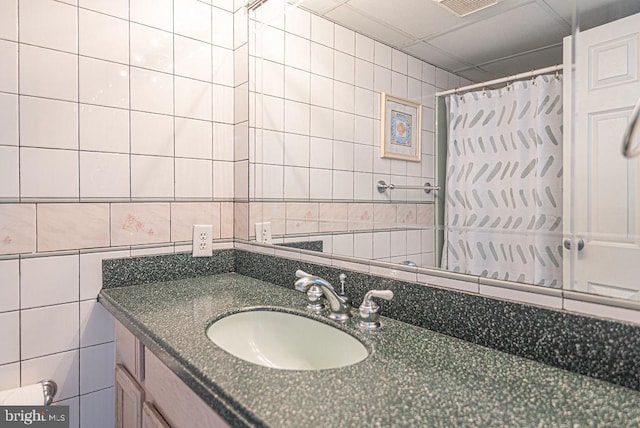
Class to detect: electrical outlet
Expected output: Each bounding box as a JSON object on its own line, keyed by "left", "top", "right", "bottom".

{"left": 192, "top": 225, "right": 213, "bottom": 257}
{"left": 254, "top": 222, "right": 272, "bottom": 244}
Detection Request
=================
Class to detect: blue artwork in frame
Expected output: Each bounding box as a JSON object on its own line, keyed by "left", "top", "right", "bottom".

{"left": 380, "top": 93, "right": 422, "bottom": 161}
{"left": 390, "top": 110, "right": 412, "bottom": 147}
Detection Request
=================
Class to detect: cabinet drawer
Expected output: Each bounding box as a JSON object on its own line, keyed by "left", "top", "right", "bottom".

{"left": 143, "top": 349, "right": 230, "bottom": 428}
{"left": 116, "top": 320, "right": 145, "bottom": 383}
{"left": 142, "top": 402, "right": 170, "bottom": 428}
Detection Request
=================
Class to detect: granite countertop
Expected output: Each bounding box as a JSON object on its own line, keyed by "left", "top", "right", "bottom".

{"left": 99, "top": 273, "right": 640, "bottom": 427}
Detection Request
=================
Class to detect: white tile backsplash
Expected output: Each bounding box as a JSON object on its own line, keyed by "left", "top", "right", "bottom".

{"left": 130, "top": 0, "right": 173, "bottom": 32}
{"left": 175, "top": 77, "right": 212, "bottom": 121}
{"left": 0, "top": 40, "right": 18, "bottom": 94}
{"left": 335, "top": 51, "right": 356, "bottom": 86}
{"left": 213, "top": 46, "right": 235, "bottom": 86}
{"left": 0, "top": 260, "right": 19, "bottom": 313}
{"left": 212, "top": 7, "right": 234, "bottom": 49}
{"left": 21, "top": 255, "right": 79, "bottom": 309}
{"left": 80, "top": 387, "right": 115, "bottom": 428}
{"left": 21, "top": 302, "right": 79, "bottom": 359}
{"left": 79, "top": 105, "right": 130, "bottom": 153}
{"left": 0, "top": 363, "right": 20, "bottom": 391}
{"left": 21, "top": 349, "right": 80, "bottom": 401}
{"left": 130, "top": 23, "right": 174, "bottom": 73}
{"left": 80, "top": 342, "right": 115, "bottom": 394}
{"left": 284, "top": 67, "right": 310, "bottom": 104}
{"left": 130, "top": 111, "right": 174, "bottom": 157}
{"left": 79, "top": 57, "right": 129, "bottom": 109}
{"left": 2, "top": 1, "right": 242, "bottom": 424}
{"left": 373, "top": 65, "right": 392, "bottom": 93}
{"left": 175, "top": 117, "right": 213, "bottom": 159}
{"left": 79, "top": 250, "right": 130, "bottom": 301}
{"left": 174, "top": 0, "right": 212, "bottom": 43}
{"left": 19, "top": 0, "right": 77, "bottom": 53}
{"left": 20, "top": 148, "right": 79, "bottom": 198}
{"left": 0, "top": 93, "right": 18, "bottom": 146}
{"left": 80, "top": 152, "right": 131, "bottom": 198}
{"left": 20, "top": 96, "right": 78, "bottom": 150}
{"left": 0, "top": 0, "right": 18, "bottom": 42}
{"left": 79, "top": 9, "right": 129, "bottom": 64}
{"left": 285, "top": 6, "right": 310, "bottom": 39}
{"left": 175, "top": 36, "right": 212, "bottom": 82}
{"left": 80, "top": 0, "right": 128, "bottom": 19}
{"left": 130, "top": 67, "right": 174, "bottom": 115}
{"left": 310, "top": 42, "right": 333, "bottom": 78}
{"left": 0, "top": 311, "right": 19, "bottom": 364}
{"left": 19, "top": 45, "right": 78, "bottom": 101}
{"left": 131, "top": 155, "right": 174, "bottom": 198}
{"left": 334, "top": 25, "right": 355, "bottom": 56}
{"left": 175, "top": 158, "right": 213, "bottom": 198}
{"left": 311, "top": 14, "right": 333, "bottom": 47}
{"left": 285, "top": 33, "right": 311, "bottom": 72}
{"left": 0, "top": 146, "right": 19, "bottom": 198}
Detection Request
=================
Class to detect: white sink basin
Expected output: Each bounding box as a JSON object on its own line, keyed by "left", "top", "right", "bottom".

{"left": 206, "top": 310, "right": 368, "bottom": 370}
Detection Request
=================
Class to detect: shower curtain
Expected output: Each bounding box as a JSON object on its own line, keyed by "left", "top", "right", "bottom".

{"left": 442, "top": 74, "right": 563, "bottom": 287}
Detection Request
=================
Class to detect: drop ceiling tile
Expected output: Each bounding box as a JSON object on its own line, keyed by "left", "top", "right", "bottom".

{"left": 478, "top": 44, "right": 564, "bottom": 78}
{"left": 428, "top": 3, "right": 568, "bottom": 66}
{"left": 451, "top": 67, "right": 496, "bottom": 85}
{"left": 402, "top": 42, "right": 470, "bottom": 72}
{"left": 294, "top": 0, "right": 344, "bottom": 16}
{"left": 346, "top": 0, "right": 460, "bottom": 39}
{"left": 542, "top": 0, "right": 639, "bottom": 25}
{"left": 324, "top": 5, "right": 414, "bottom": 48}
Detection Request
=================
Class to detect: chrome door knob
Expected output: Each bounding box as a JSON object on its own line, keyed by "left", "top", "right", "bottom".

{"left": 563, "top": 239, "right": 584, "bottom": 251}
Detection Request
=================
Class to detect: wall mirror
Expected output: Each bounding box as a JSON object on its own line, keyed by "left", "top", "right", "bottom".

{"left": 245, "top": 0, "right": 640, "bottom": 302}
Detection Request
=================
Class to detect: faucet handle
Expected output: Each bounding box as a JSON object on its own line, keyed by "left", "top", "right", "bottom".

{"left": 296, "top": 269, "right": 312, "bottom": 278}
{"left": 359, "top": 289, "right": 394, "bottom": 331}
{"left": 364, "top": 290, "right": 393, "bottom": 302}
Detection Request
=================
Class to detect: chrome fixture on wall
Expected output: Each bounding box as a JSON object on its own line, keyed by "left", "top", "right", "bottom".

{"left": 376, "top": 180, "right": 440, "bottom": 195}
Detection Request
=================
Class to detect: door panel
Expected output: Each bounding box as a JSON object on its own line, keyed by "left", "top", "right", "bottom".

{"left": 566, "top": 12, "right": 640, "bottom": 298}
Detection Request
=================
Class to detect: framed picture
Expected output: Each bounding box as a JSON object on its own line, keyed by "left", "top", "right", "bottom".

{"left": 380, "top": 93, "right": 422, "bottom": 162}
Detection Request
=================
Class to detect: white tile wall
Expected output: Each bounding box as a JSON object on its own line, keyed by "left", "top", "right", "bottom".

{"left": 22, "top": 349, "right": 80, "bottom": 401}
{"left": 80, "top": 342, "right": 115, "bottom": 394}
{"left": 0, "top": 2, "right": 238, "bottom": 427}
{"left": 80, "top": 387, "right": 114, "bottom": 428}
{"left": 21, "top": 302, "right": 80, "bottom": 359}
{"left": 21, "top": 255, "right": 79, "bottom": 309}
{"left": 250, "top": 11, "right": 436, "bottom": 206}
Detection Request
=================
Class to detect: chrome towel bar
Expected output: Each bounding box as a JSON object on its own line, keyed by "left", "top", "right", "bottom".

{"left": 376, "top": 180, "right": 440, "bottom": 194}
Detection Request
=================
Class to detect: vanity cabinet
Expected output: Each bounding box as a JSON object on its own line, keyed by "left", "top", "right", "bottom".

{"left": 115, "top": 365, "right": 144, "bottom": 428}
{"left": 115, "top": 320, "right": 229, "bottom": 428}
{"left": 142, "top": 402, "right": 170, "bottom": 428}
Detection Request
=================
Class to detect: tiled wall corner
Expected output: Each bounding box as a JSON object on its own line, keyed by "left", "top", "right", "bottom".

{"left": 0, "top": 1, "right": 238, "bottom": 426}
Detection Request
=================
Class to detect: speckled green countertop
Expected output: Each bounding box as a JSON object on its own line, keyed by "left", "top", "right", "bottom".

{"left": 99, "top": 273, "right": 640, "bottom": 427}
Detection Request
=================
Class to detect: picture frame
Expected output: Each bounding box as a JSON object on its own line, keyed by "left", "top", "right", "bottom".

{"left": 380, "top": 93, "right": 422, "bottom": 162}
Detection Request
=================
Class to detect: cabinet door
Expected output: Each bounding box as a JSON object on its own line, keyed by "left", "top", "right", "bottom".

{"left": 142, "top": 402, "right": 171, "bottom": 428}
{"left": 116, "top": 364, "right": 144, "bottom": 428}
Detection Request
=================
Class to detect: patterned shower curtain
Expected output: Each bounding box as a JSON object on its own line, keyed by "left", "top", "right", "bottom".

{"left": 442, "top": 74, "right": 563, "bottom": 287}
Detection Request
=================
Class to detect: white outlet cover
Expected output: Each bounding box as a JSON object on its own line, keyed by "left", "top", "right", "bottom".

{"left": 255, "top": 222, "right": 272, "bottom": 244}
{"left": 193, "top": 224, "right": 213, "bottom": 257}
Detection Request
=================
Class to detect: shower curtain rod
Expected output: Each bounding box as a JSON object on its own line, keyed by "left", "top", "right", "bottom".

{"left": 435, "top": 64, "right": 564, "bottom": 97}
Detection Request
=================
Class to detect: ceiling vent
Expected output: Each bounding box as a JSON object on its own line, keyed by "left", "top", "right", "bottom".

{"left": 434, "top": 0, "right": 498, "bottom": 17}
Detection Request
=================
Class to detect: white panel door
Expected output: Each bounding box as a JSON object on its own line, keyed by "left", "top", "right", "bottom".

{"left": 565, "top": 12, "right": 640, "bottom": 299}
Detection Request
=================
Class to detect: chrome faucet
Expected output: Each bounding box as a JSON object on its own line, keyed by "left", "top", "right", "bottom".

{"left": 294, "top": 270, "right": 352, "bottom": 322}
